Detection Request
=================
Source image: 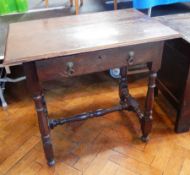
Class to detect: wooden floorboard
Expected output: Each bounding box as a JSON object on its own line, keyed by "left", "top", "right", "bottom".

{"left": 0, "top": 72, "right": 190, "bottom": 175}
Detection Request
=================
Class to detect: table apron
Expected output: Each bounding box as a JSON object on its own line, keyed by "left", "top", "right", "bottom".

{"left": 36, "top": 41, "right": 164, "bottom": 81}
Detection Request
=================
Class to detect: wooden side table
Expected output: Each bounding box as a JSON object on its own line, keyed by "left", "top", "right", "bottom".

{"left": 155, "top": 13, "right": 190, "bottom": 133}
{"left": 4, "top": 9, "right": 179, "bottom": 166}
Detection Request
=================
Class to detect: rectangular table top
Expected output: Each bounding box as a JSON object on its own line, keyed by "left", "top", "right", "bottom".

{"left": 155, "top": 13, "right": 190, "bottom": 43}
{"left": 4, "top": 9, "right": 180, "bottom": 65}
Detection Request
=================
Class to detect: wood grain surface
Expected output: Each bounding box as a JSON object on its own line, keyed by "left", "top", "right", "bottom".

{"left": 155, "top": 13, "right": 190, "bottom": 43}
{"left": 4, "top": 9, "right": 180, "bottom": 65}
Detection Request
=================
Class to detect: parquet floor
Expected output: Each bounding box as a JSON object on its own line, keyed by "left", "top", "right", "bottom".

{"left": 0, "top": 72, "right": 190, "bottom": 175}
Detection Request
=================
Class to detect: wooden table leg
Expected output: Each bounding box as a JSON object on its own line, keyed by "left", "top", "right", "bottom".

{"left": 119, "top": 67, "right": 128, "bottom": 105}
{"left": 23, "top": 62, "right": 55, "bottom": 166}
{"left": 141, "top": 70, "right": 157, "bottom": 142}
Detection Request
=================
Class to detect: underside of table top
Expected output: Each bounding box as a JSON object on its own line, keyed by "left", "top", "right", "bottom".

{"left": 4, "top": 9, "right": 180, "bottom": 65}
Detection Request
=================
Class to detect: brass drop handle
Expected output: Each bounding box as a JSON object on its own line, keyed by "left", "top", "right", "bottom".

{"left": 128, "top": 51, "right": 135, "bottom": 65}
{"left": 66, "top": 62, "right": 75, "bottom": 75}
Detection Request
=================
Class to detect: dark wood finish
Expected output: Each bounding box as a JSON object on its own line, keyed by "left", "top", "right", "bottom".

{"left": 23, "top": 62, "right": 55, "bottom": 166}
{"left": 4, "top": 9, "right": 180, "bottom": 166}
{"left": 36, "top": 42, "right": 163, "bottom": 81}
{"left": 119, "top": 67, "right": 144, "bottom": 119}
{"left": 155, "top": 14, "right": 190, "bottom": 133}
{"left": 119, "top": 67, "right": 129, "bottom": 105}
{"left": 49, "top": 104, "right": 129, "bottom": 129}
{"left": 156, "top": 39, "right": 190, "bottom": 133}
{"left": 4, "top": 9, "right": 179, "bottom": 65}
{"left": 141, "top": 70, "right": 157, "bottom": 141}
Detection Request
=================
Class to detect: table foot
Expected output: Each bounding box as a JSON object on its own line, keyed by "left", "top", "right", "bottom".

{"left": 48, "top": 159, "right": 56, "bottom": 166}
{"left": 141, "top": 135, "right": 149, "bottom": 142}
{"left": 140, "top": 117, "right": 152, "bottom": 142}
{"left": 41, "top": 133, "right": 54, "bottom": 166}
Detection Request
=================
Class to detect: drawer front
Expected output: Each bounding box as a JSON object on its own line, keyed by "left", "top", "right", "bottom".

{"left": 36, "top": 42, "right": 163, "bottom": 81}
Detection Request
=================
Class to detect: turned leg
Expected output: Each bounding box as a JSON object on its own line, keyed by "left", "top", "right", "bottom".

{"left": 119, "top": 67, "right": 129, "bottom": 105}
{"left": 141, "top": 71, "right": 157, "bottom": 142}
{"left": 33, "top": 94, "right": 55, "bottom": 166}
{"left": 23, "top": 62, "right": 55, "bottom": 166}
